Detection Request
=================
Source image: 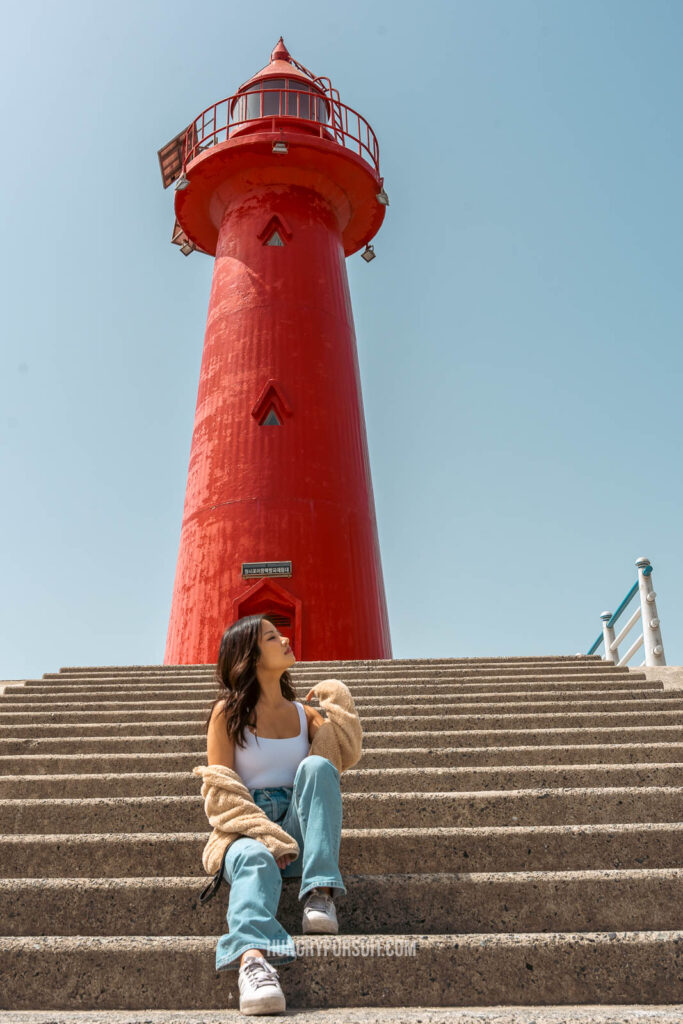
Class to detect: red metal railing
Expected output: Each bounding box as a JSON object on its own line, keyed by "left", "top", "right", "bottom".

{"left": 180, "top": 87, "right": 380, "bottom": 176}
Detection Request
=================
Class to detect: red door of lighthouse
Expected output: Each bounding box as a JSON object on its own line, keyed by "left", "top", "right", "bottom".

{"left": 235, "top": 578, "right": 302, "bottom": 659}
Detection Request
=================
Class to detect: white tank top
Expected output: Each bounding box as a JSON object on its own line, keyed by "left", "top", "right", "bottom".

{"left": 234, "top": 700, "right": 310, "bottom": 789}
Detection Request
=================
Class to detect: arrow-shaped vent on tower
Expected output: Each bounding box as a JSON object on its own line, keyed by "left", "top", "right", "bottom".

{"left": 251, "top": 379, "right": 293, "bottom": 426}
{"left": 258, "top": 215, "right": 293, "bottom": 247}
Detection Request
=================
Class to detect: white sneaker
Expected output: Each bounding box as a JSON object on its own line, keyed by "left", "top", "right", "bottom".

{"left": 237, "top": 954, "right": 286, "bottom": 1015}
{"left": 302, "top": 887, "right": 339, "bottom": 934}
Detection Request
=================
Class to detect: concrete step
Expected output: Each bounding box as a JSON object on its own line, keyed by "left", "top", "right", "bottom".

{"left": 2, "top": 679, "right": 671, "bottom": 704}
{"left": 9, "top": 683, "right": 664, "bottom": 707}
{"left": 4, "top": 697, "right": 683, "bottom": 726}
{"left": 2, "top": 692, "right": 679, "bottom": 724}
{"left": 31, "top": 667, "right": 651, "bottom": 685}
{"left": 3, "top": 1006, "right": 683, "bottom": 1024}
{"left": 1, "top": 932, "right": 681, "bottom": 1009}
{"left": 36, "top": 662, "right": 644, "bottom": 677}
{"left": 3, "top": 684, "right": 675, "bottom": 704}
{"left": 41, "top": 673, "right": 640, "bottom": 691}
{"left": 11, "top": 683, "right": 589, "bottom": 702}
{"left": 3, "top": 822, "right": 681, "bottom": 878}
{"left": 3, "top": 709, "right": 683, "bottom": 740}
{"left": 2, "top": 725, "right": 682, "bottom": 756}
{"left": 2, "top": 741, "right": 682, "bottom": 775}
{"left": 2, "top": 785, "right": 682, "bottom": 834}
{"left": 2, "top": 869, "right": 681, "bottom": 937}
{"left": 2, "top": 762, "right": 683, "bottom": 799}
{"left": 46, "top": 656, "right": 607, "bottom": 673}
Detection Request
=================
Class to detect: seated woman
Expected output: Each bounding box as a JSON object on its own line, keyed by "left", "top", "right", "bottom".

{"left": 204, "top": 613, "right": 351, "bottom": 1015}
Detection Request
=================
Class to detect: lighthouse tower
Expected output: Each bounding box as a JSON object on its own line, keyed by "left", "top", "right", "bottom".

{"left": 158, "top": 39, "right": 392, "bottom": 664}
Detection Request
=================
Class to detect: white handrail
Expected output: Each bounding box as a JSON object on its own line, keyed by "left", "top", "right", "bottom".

{"left": 588, "top": 557, "right": 666, "bottom": 667}
{"left": 612, "top": 606, "right": 642, "bottom": 652}
{"left": 618, "top": 632, "right": 644, "bottom": 668}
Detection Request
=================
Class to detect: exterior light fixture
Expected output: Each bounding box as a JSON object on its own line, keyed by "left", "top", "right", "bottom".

{"left": 272, "top": 140, "right": 288, "bottom": 154}
{"left": 361, "top": 244, "right": 376, "bottom": 263}
{"left": 179, "top": 241, "right": 194, "bottom": 256}
{"left": 175, "top": 171, "right": 190, "bottom": 191}
{"left": 376, "top": 188, "right": 390, "bottom": 206}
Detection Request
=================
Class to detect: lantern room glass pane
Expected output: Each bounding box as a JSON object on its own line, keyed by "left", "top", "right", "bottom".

{"left": 231, "top": 78, "right": 329, "bottom": 127}
{"left": 262, "top": 79, "right": 286, "bottom": 116}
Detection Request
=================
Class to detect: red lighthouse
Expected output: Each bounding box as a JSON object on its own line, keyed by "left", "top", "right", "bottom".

{"left": 158, "top": 39, "right": 392, "bottom": 664}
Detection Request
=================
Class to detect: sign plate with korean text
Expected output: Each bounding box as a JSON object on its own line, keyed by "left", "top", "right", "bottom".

{"left": 242, "top": 561, "right": 292, "bottom": 578}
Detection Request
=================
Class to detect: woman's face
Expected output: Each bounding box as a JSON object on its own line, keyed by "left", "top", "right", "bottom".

{"left": 257, "top": 619, "right": 296, "bottom": 671}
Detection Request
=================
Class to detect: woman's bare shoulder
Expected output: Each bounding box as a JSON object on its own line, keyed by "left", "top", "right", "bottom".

{"left": 207, "top": 698, "right": 234, "bottom": 769}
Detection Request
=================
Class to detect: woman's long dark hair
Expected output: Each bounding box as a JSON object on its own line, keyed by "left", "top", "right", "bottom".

{"left": 202, "top": 614, "right": 297, "bottom": 749}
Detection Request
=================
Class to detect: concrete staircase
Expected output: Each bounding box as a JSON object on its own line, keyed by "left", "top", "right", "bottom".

{"left": 1, "top": 654, "right": 682, "bottom": 1022}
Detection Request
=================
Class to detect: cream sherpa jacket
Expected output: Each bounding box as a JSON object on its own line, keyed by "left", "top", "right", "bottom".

{"left": 192, "top": 678, "right": 363, "bottom": 878}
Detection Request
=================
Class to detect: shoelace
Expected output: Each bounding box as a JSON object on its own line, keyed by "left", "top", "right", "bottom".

{"left": 241, "top": 958, "right": 280, "bottom": 989}
{"left": 305, "top": 889, "right": 335, "bottom": 912}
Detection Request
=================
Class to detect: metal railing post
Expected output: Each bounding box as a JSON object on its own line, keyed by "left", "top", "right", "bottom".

{"left": 600, "top": 611, "right": 619, "bottom": 663}
{"left": 635, "top": 557, "right": 666, "bottom": 666}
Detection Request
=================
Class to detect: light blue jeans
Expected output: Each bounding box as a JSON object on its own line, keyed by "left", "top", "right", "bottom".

{"left": 215, "top": 754, "right": 346, "bottom": 971}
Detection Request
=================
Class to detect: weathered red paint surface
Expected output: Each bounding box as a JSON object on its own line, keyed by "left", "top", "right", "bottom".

{"left": 164, "top": 42, "right": 392, "bottom": 663}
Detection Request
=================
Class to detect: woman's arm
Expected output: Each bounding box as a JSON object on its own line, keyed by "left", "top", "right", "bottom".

{"left": 207, "top": 700, "right": 235, "bottom": 770}
{"left": 305, "top": 680, "right": 363, "bottom": 773}
{"left": 302, "top": 701, "right": 326, "bottom": 744}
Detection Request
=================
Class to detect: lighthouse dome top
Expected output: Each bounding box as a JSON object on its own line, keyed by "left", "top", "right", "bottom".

{"left": 158, "top": 38, "right": 385, "bottom": 256}
{"left": 237, "top": 37, "right": 324, "bottom": 93}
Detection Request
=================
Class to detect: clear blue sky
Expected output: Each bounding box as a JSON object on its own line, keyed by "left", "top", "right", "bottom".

{"left": 1, "top": 1, "right": 681, "bottom": 679}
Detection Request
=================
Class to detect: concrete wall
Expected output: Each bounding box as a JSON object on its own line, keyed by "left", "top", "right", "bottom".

{"left": 628, "top": 666, "right": 683, "bottom": 690}
{"left": 0, "top": 681, "right": 26, "bottom": 695}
